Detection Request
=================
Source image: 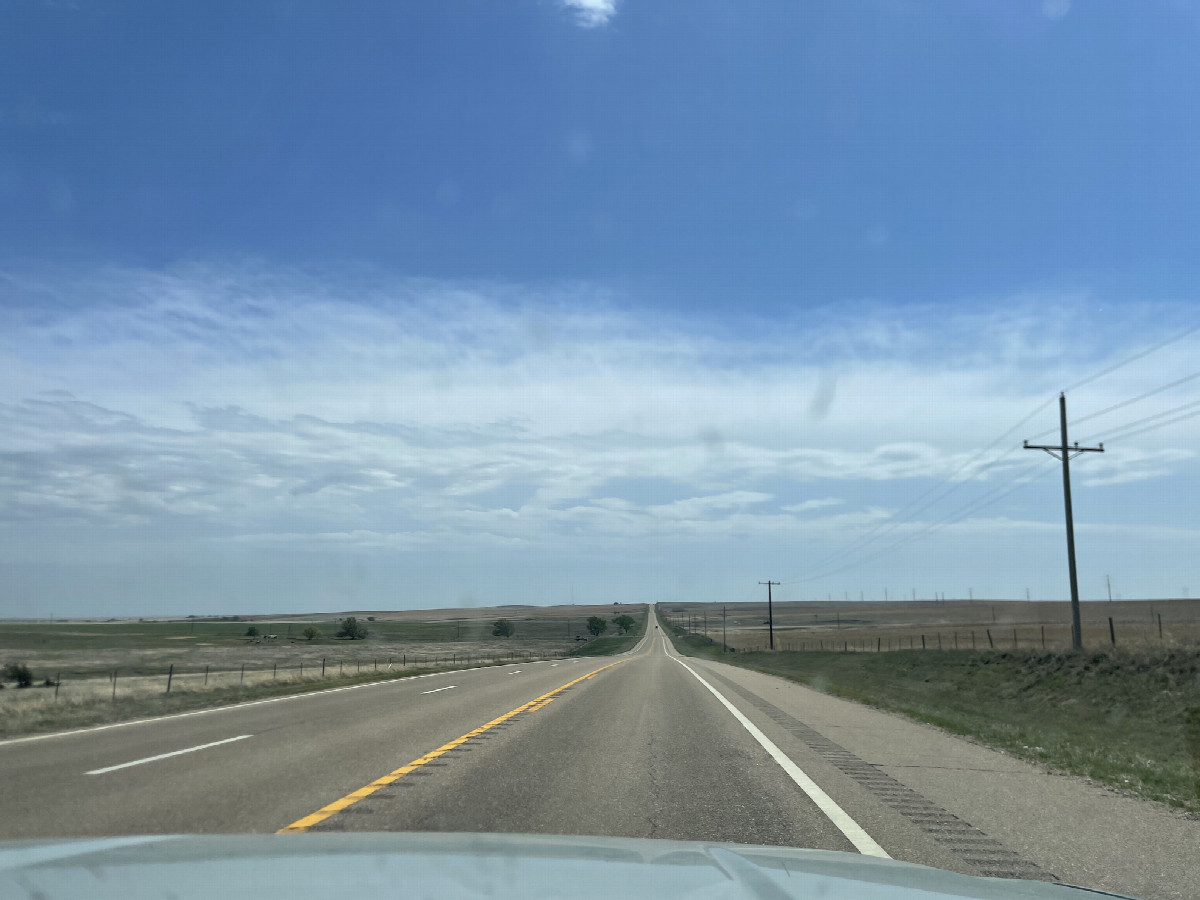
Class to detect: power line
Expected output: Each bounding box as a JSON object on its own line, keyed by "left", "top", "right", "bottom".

{"left": 1061, "top": 320, "right": 1200, "bottom": 394}
{"left": 786, "top": 455, "right": 1058, "bottom": 586}
{"left": 779, "top": 319, "right": 1199, "bottom": 593}
{"left": 1030, "top": 369, "right": 1200, "bottom": 440}
{"left": 1088, "top": 404, "right": 1200, "bottom": 444}
{"left": 782, "top": 397, "right": 1055, "bottom": 581}
{"left": 1077, "top": 397, "right": 1200, "bottom": 444}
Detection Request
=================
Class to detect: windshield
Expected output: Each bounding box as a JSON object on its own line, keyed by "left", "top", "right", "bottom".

{"left": 1, "top": 3, "right": 1198, "bottom": 900}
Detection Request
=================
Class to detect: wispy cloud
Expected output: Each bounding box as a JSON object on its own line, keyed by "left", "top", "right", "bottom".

{"left": 1, "top": 262, "right": 1198, "bottom": 611}
{"left": 562, "top": 0, "right": 618, "bottom": 28}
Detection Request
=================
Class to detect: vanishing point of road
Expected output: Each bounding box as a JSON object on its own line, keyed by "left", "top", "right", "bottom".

{"left": 0, "top": 608, "right": 1194, "bottom": 900}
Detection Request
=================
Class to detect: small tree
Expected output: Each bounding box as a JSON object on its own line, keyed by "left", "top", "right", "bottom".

{"left": 301, "top": 625, "right": 320, "bottom": 641}
{"left": 337, "top": 616, "right": 368, "bottom": 640}
{"left": 245, "top": 625, "right": 259, "bottom": 637}
{"left": 492, "top": 618, "right": 515, "bottom": 638}
{"left": 3, "top": 662, "right": 33, "bottom": 688}
{"left": 586, "top": 616, "right": 608, "bottom": 637}
{"left": 612, "top": 614, "right": 636, "bottom": 634}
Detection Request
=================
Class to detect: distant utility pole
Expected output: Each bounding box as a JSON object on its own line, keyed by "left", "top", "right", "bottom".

{"left": 722, "top": 604, "right": 727, "bottom": 653}
{"left": 1106, "top": 575, "right": 1112, "bottom": 602}
{"left": 1025, "top": 392, "right": 1104, "bottom": 650}
{"left": 759, "top": 581, "right": 779, "bottom": 650}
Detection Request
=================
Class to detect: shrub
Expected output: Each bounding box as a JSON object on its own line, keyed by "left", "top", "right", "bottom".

{"left": 3, "top": 662, "right": 33, "bottom": 688}
{"left": 612, "top": 614, "right": 636, "bottom": 634}
{"left": 492, "top": 618, "right": 515, "bottom": 637}
{"left": 245, "top": 625, "right": 260, "bottom": 637}
{"left": 302, "top": 626, "right": 320, "bottom": 641}
{"left": 336, "top": 616, "right": 368, "bottom": 640}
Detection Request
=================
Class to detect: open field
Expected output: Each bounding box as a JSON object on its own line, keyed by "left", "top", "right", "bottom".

{"left": 664, "top": 616, "right": 1200, "bottom": 814}
{"left": 0, "top": 604, "right": 647, "bottom": 737}
{"left": 663, "top": 598, "right": 1200, "bottom": 653}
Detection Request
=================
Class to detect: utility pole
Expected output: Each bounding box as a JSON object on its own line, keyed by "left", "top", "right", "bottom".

{"left": 759, "top": 581, "right": 779, "bottom": 650}
{"left": 1025, "top": 392, "right": 1104, "bottom": 650}
{"left": 722, "top": 604, "right": 727, "bottom": 653}
{"left": 1106, "top": 575, "right": 1112, "bottom": 602}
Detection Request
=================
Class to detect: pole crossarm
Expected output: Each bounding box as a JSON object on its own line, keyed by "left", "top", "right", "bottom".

{"left": 1023, "top": 440, "right": 1104, "bottom": 461}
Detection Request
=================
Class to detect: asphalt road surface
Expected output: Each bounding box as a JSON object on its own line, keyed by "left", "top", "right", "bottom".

{"left": 1, "top": 609, "right": 1195, "bottom": 900}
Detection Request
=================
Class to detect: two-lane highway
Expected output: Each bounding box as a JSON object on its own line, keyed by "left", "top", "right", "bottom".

{"left": 1, "top": 609, "right": 1196, "bottom": 900}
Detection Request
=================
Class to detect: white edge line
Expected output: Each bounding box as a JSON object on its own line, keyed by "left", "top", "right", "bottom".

{"left": 0, "top": 659, "right": 565, "bottom": 748}
{"left": 86, "top": 734, "right": 252, "bottom": 775}
{"left": 666, "top": 649, "right": 889, "bottom": 858}
{"left": 420, "top": 685, "right": 457, "bottom": 695}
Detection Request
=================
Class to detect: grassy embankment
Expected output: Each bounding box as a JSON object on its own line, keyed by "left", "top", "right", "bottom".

{"left": 0, "top": 665, "right": 445, "bottom": 739}
{"left": 569, "top": 607, "right": 648, "bottom": 656}
{"left": 666, "top": 623, "right": 1200, "bottom": 813}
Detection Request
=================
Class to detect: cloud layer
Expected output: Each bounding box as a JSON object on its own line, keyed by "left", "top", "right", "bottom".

{"left": 1, "top": 263, "right": 1198, "bottom": 613}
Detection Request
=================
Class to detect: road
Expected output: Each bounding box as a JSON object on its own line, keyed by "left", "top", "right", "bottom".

{"left": 0, "top": 608, "right": 1195, "bottom": 900}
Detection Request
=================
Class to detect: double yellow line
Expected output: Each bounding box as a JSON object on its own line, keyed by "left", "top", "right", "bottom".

{"left": 278, "top": 659, "right": 627, "bottom": 833}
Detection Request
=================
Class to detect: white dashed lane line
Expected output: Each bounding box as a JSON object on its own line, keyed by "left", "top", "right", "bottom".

{"left": 86, "top": 735, "right": 253, "bottom": 775}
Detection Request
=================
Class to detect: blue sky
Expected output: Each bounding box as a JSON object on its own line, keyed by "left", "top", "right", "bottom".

{"left": 2, "top": 1, "right": 1199, "bottom": 616}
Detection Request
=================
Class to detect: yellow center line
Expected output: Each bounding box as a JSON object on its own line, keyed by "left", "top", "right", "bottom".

{"left": 277, "top": 658, "right": 628, "bottom": 833}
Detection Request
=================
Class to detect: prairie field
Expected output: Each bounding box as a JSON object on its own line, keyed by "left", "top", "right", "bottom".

{"left": 663, "top": 598, "right": 1200, "bottom": 653}
{"left": 0, "top": 603, "right": 646, "bottom": 737}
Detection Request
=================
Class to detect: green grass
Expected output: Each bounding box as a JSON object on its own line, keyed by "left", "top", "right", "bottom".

{"left": 666, "top": 623, "right": 1200, "bottom": 812}
{"left": 569, "top": 609, "right": 647, "bottom": 656}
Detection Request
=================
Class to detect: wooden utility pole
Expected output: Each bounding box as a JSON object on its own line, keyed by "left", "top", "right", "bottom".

{"left": 1025, "top": 392, "right": 1104, "bottom": 649}
{"left": 722, "top": 604, "right": 727, "bottom": 653}
{"left": 759, "top": 581, "right": 779, "bottom": 649}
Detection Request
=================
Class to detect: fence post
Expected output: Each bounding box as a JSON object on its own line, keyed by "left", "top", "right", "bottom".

{"left": 240, "top": 663, "right": 245, "bottom": 684}
{"left": 921, "top": 634, "right": 926, "bottom": 650}
{"left": 1041, "top": 625, "right": 1046, "bottom": 649}
{"left": 986, "top": 629, "right": 994, "bottom": 649}
{"left": 1013, "top": 628, "right": 1018, "bottom": 649}
{"left": 204, "top": 664, "right": 209, "bottom": 685}
{"left": 1158, "top": 614, "right": 1163, "bottom": 641}
{"left": 972, "top": 631, "right": 976, "bottom": 649}
{"left": 321, "top": 657, "right": 326, "bottom": 677}
{"left": 937, "top": 633, "right": 942, "bottom": 650}
{"left": 1109, "top": 617, "right": 1116, "bottom": 646}
{"left": 166, "top": 663, "right": 174, "bottom": 694}
{"left": 111, "top": 669, "right": 117, "bottom": 702}
{"left": 54, "top": 672, "right": 61, "bottom": 700}
{"left": 273, "top": 662, "right": 277, "bottom": 680}
{"left": 877, "top": 637, "right": 881, "bottom": 652}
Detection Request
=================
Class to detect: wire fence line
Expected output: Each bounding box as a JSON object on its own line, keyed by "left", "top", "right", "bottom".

{"left": 0, "top": 648, "right": 570, "bottom": 704}
{"left": 675, "top": 617, "right": 1198, "bottom": 655}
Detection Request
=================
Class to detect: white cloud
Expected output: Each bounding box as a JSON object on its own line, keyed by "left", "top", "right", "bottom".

{"left": 783, "top": 498, "right": 844, "bottom": 513}
{"left": 562, "top": 0, "right": 618, "bottom": 28}
{"left": 2, "top": 263, "right": 1199, "bottom": 611}
{"left": 1042, "top": 0, "right": 1070, "bottom": 21}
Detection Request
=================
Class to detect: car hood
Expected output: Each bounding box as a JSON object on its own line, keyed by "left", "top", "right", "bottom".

{"left": 0, "top": 832, "right": 1136, "bottom": 900}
